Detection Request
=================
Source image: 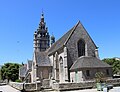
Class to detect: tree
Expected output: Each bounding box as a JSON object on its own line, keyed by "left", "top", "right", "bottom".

{"left": 102, "top": 58, "right": 120, "bottom": 75}
{"left": 0, "top": 69, "right": 1, "bottom": 80}
{"left": 0, "top": 63, "right": 21, "bottom": 82}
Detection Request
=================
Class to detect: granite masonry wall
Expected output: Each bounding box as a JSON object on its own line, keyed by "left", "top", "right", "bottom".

{"left": 9, "top": 81, "right": 41, "bottom": 91}
{"left": 8, "top": 78, "right": 120, "bottom": 91}
{"left": 66, "top": 23, "right": 97, "bottom": 69}
{"left": 52, "top": 78, "right": 120, "bottom": 91}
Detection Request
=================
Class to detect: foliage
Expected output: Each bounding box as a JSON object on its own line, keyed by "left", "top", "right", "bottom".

{"left": 102, "top": 58, "right": 120, "bottom": 74}
{"left": 95, "top": 72, "right": 105, "bottom": 83}
{"left": 15, "top": 79, "right": 22, "bottom": 82}
{"left": 0, "top": 63, "right": 21, "bottom": 82}
{"left": 0, "top": 65, "right": 2, "bottom": 80}
{"left": 0, "top": 69, "right": 1, "bottom": 80}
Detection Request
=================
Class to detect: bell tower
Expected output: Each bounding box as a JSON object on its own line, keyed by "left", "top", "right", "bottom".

{"left": 34, "top": 12, "right": 50, "bottom": 51}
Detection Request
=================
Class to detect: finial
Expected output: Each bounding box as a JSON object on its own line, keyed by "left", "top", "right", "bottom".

{"left": 51, "top": 32, "right": 55, "bottom": 39}
{"left": 41, "top": 9, "right": 44, "bottom": 16}
{"left": 22, "top": 62, "right": 24, "bottom": 66}
{"left": 52, "top": 32, "right": 53, "bottom": 36}
{"left": 42, "top": 8, "right": 43, "bottom": 13}
{"left": 41, "top": 9, "right": 44, "bottom": 21}
{"left": 51, "top": 33, "right": 55, "bottom": 45}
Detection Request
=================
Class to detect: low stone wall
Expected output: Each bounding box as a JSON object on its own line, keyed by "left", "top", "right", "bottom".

{"left": 52, "top": 78, "right": 120, "bottom": 91}
{"left": 9, "top": 78, "right": 120, "bottom": 91}
{"left": 0, "top": 79, "right": 8, "bottom": 85}
{"left": 106, "top": 78, "right": 120, "bottom": 86}
{"left": 9, "top": 82, "right": 41, "bottom": 91}
{"left": 42, "top": 79, "right": 51, "bottom": 88}
{"left": 52, "top": 81, "right": 95, "bottom": 91}
{"left": 9, "top": 82, "right": 23, "bottom": 90}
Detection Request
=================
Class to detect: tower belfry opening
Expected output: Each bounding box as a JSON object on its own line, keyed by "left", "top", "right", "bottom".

{"left": 34, "top": 13, "right": 50, "bottom": 51}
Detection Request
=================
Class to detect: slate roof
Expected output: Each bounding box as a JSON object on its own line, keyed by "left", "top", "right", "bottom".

{"left": 48, "top": 20, "right": 97, "bottom": 55}
{"left": 48, "top": 21, "right": 79, "bottom": 55}
{"left": 27, "top": 60, "right": 32, "bottom": 70}
{"left": 35, "top": 51, "right": 52, "bottom": 66}
{"left": 19, "top": 66, "right": 27, "bottom": 77}
{"left": 70, "top": 56, "right": 111, "bottom": 71}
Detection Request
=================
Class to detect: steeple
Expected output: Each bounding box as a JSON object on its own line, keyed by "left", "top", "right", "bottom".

{"left": 34, "top": 12, "right": 50, "bottom": 52}
{"left": 41, "top": 12, "right": 44, "bottom": 22}
{"left": 51, "top": 34, "right": 55, "bottom": 46}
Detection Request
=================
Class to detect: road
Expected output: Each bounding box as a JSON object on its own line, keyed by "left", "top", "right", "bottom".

{"left": 0, "top": 85, "right": 21, "bottom": 92}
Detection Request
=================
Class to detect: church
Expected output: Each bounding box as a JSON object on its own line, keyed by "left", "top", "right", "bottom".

{"left": 19, "top": 12, "right": 112, "bottom": 86}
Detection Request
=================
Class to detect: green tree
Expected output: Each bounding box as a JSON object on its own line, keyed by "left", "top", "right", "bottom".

{"left": 1, "top": 63, "right": 21, "bottom": 82}
{"left": 102, "top": 58, "right": 120, "bottom": 75}
{"left": 0, "top": 69, "right": 1, "bottom": 80}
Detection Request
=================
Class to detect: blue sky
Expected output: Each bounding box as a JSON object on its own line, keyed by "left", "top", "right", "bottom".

{"left": 0, "top": 0, "right": 120, "bottom": 65}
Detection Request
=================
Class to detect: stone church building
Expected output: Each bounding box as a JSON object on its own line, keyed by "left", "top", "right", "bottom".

{"left": 19, "top": 13, "right": 112, "bottom": 85}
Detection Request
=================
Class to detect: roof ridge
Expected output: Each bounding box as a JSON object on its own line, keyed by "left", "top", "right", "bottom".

{"left": 48, "top": 20, "right": 81, "bottom": 55}
{"left": 80, "top": 22, "right": 97, "bottom": 48}
{"left": 64, "top": 21, "right": 80, "bottom": 46}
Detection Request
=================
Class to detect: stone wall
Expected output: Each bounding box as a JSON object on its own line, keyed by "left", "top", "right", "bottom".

{"left": 0, "top": 79, "right": 7, "bottom": 85}
{"left": 8, "top": 78, "right": 120, "bottom": 91}
{"left": 37, "top": 67, "right": 51, "bottom": 79}
{"left": 82, "top": 68, "right": 112, "bottom": 80}
{"left": 42, "top": 79, "right": 51, "bottom": 88}
{"left": 52, "top": 81, "right": 95, "bottom": 91}
{"left": 52, "top": 78, "right": 120, "bottom": 91}
{"left": 9, "top": 81, "right": 41, "bottom": 91}
{"left": 9, "top": 82, "right": 23, "bottom": 90}
{"left": 70, "top": 68, "right": 112, "bottom": 83}
{"left": 67, "top": 23, "right": 97, "bottom": 69}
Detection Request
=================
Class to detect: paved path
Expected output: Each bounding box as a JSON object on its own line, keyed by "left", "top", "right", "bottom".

{"left": 61, "top": 87, "right": 120, "bottom": 92}
{"left": 1, "top": 85, "right": 120, "bottom": 92}
{"left": 0, "top": 85, "right": 21, "bottom": 92}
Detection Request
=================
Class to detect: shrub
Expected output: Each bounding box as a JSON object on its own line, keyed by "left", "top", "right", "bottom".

{"left": 15, "top": 79, "right": 22, "bottom": 82}
{"left": 95, "top": 72, "right": 105, "bottom": 83}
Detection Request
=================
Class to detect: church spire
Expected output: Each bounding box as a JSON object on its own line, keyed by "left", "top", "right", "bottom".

{"left": 38, "top": 12, "right": 46, "bottom": 30}
{"left": 34, "top": 12, "right": 50, "bottom": 52}
{"left": 41, "top": 11, "right": 44, "bottom": 22}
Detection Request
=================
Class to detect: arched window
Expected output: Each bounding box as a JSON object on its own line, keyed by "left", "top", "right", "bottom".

{"left": 78, "top": 39, "right": 85, "bottom": 57}
{"left": 59, "top": 56, "right": 63, "bottom": 82}
{"left": 59, "top": 57, "right": 63, "bottom": 74}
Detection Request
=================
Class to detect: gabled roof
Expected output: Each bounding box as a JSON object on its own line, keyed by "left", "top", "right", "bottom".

{"left": 70, "top": 56, "right": 111, "bottom": 71}
{"left": 48, "top": 20, "right": 97, "bottom": 55}
{"left": 48, "top": 21, "right": 80, "bottom": 55}
{"left": 27, "top": 60, "right": 32, "bottom": 70}
{"left": 35, "top": 51, "right": 52, "bottom": 66}
{"left": 19, "top": 66, "right": 27, "bottom": 77}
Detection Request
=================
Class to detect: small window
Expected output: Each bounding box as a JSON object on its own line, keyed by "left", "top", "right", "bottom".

{"left": 86, "top": 70, "right": 90, "bottom": 76}
{"left": 106, "top": 69, "right": 109, "bottom": 75}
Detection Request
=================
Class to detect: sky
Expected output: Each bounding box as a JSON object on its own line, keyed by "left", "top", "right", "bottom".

{"left": 0, "top": 0, "right": 120, "bottom": 65}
